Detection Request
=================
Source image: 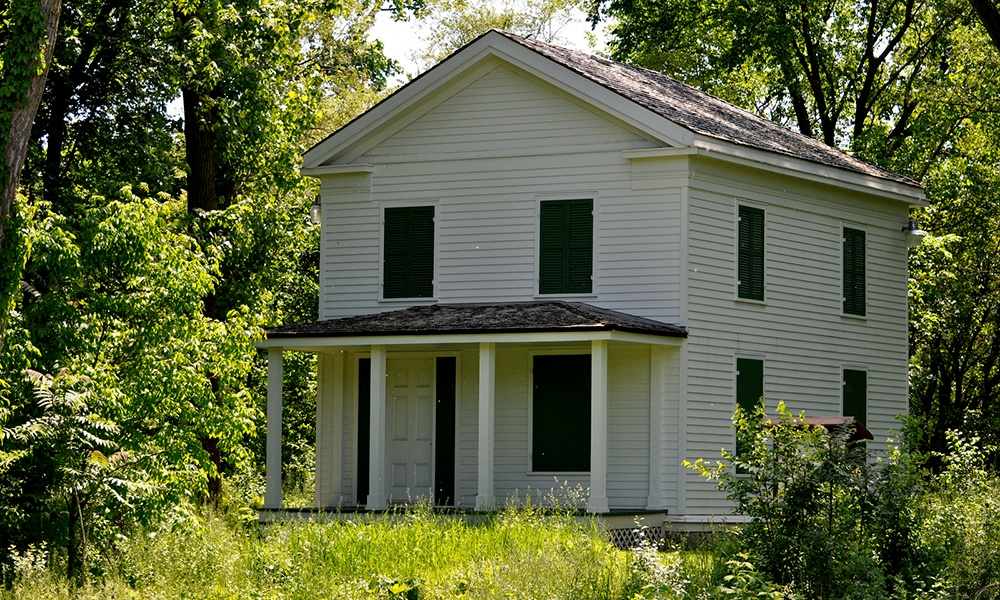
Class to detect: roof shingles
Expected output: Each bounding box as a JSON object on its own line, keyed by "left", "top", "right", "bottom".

{"left": 498, "top": 31, "right": 918, "bottom": 187}
{"left": 266, "top": 301, "right": 687, "bottom": 339}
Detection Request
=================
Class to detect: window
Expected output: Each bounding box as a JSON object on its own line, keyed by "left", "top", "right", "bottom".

{"left": 384, "top": 206, "right": 434, "bottom": 299}
{"left": 738, "top": 205, "right": 765, "bottom": 301}
{"left": 843, "top": 227, "right": 866, "bottom": 316}
{"left": 736, "top": 358, "right": 764, "bottom": 462}
{"left": 843, "top": 369, "right": 867, "bottom": 425}
{"left": 539, "top": 199, "right": 593, "bottom": 294}
{"left": 532, "top": 354, "right": 590, "bottom": 472}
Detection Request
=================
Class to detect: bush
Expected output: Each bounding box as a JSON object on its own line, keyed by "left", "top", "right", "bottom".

{"left": 688, "top": 401, "right": 885, "bottom": 599}
{"left": 687, "top": 403, "right": 1000, "bottom": 600}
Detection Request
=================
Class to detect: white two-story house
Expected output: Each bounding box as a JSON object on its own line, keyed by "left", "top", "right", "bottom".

{"left": 257, "top": 30, "right": 925, "bottom": 528}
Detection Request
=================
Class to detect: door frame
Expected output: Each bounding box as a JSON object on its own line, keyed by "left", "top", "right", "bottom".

{"left": 354, "top": 351, "right": 460, "bottom": 507}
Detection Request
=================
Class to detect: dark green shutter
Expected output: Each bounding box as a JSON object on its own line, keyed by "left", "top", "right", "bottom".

{"left": 843, "top": 369, "right": 867, "bottom": 425}
{"left": 843, "top": 227, "right": 866, "bottom": 316}
{"left": 736, "top": 358, "right": 764, "bottom": 463}
{"left": 539, "top": 199, "right": 592, "bottom": 294}
{"left": 736, "top": 358, "right": 764, "bottom": 415}
{"left": 532, "top": 355, "right": 590, "bottom": 472}
{"left": 539, "top": 202, "right": 565, "bottom": 294}
{"left": 738, "top": 205, "right": 765, "bottom": 301}
{"left": 384, "top": 206, "right": 434, "bottom": 298}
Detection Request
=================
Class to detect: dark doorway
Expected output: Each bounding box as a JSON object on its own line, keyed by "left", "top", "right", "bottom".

{"left": 434, "top": 357, "right": 457, "bottom": 506}
{"left": 356, "top": 358, "right": 370, "bottom": 505}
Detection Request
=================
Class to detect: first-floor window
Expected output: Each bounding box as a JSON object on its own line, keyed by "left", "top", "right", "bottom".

{"left": 532, "top": 354, "right": 590, "bottom": 472}
{"left": 736, "top": 358, "right": 764, "bottom": 463}
{"left": 843, "top": 369, "right": 867, "bottom": 425}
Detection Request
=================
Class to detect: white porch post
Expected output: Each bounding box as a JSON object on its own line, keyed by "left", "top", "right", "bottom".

{"left": 647, "top": 346, "right": 665, "bottom": 510}
{"left": 589, "top": 340, "right": 609, "bottom": 513}
{"left": 476, "top": 342, "right": 496, "bottom": 511}
{"left": 366, "top": 345, "right": 388, "bottom": 510}
{"left": 264, "top": 348, "right": 284, "bottom": 509}
{"left": 315, "top": 352, "right": 344, "bottom": 508}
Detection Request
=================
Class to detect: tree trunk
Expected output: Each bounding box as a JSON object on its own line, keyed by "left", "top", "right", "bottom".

{"left": 201, "top": 435, "right": 224, "bottom": 507}
{"left": 0, "top": 0, "right": 63, "bottom": 353}
{"left": 183, "top": 86, "right": 219, "bottom": 215}
{"left": 970, "top": 0, "right": 1000, "bottom": 51}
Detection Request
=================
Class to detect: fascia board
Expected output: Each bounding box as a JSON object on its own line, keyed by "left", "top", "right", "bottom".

{"left": 689, "top": 136, "right": 927, "bottom": 206}
{"left": 302, "top": 32, "right": 693, "bottom": 169}
{"left": 255, "top": 329, "right": 686, "bottom": 350}
{"left": 300, "top": 164, "right": 375, "bottom": 178}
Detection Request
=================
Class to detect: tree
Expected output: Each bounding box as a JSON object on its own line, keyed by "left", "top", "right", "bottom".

{"left": 415, "top": 0, "right": 589, "bottom": 69}
{"left": 969, "top": 0, "right": 1000, "bottom": 49}
{"left": 592, "top": 0, "right": 1000, "bottom": 469}
{"left": 0, "top": 0, "right": 62, "bottom": 353}
{"left": 589, "top": 0, "right": 967, "bottom": 162}
{"left": 1, "top": 0, "right": 422, "bottom": 575}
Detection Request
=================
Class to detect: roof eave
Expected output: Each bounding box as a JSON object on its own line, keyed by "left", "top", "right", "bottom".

{"left": 256, "top": 327, "right": 687, "bottom": 350}
{"left": 689, "top": 136, "right": 927, "bottom": 206}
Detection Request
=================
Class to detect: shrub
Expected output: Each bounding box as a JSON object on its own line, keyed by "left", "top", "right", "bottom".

{"left": 688, "top": 401, "right": 885, "bottom": 599}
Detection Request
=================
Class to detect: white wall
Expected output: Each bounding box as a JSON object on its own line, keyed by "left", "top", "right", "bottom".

{"left": 680, "top": 157, "right": 911, "bottom": 513}
{"left": 318, "top": 64, "right": 682, "bottom": 324}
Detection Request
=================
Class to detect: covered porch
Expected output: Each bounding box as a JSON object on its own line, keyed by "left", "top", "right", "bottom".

{"left": 257, "top": 301, "right": 687, "bottom": 517}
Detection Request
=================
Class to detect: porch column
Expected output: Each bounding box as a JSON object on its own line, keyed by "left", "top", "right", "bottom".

{"left": 315, "top": 352, "right": 344, "bottom": 508}
{"left": 589, "top": 340, "right": 609, "bottom": 513}
{"left": 366, "top": 345, "right": 388, "bottom": 510}
{"left": 264, "top": 348, "right": 284, "bottom": 509}
{"left": 476, "top": 342, "right": 496, "bottom": 511}
{"left": 647, "top": 346, "right": 665, "bottom": 510}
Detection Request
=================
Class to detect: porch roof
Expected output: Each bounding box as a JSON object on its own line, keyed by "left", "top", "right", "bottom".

{"left": 267, "top": 301, "right": 687, "bottom": 340}
{"left": 265, "top": 301, "right": 687, "bottom": 341}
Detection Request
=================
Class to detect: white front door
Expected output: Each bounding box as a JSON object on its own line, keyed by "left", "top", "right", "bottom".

{"left": 387, "top": 357, "right": 435, "bottom": 502}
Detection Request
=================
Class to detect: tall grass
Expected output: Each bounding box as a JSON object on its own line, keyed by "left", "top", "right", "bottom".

{"left": 3, "top": 502, "right": 648, "bottom": 600}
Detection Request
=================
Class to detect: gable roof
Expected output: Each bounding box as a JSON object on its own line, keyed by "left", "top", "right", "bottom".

{"left": 303, "top": 29, "right": 923, "bottom": 202}
{"left": 265, "top": 301, "right": 687, "bottom": 339}
{"left": 498, "top": 31, "right": 916, "bottom": 188}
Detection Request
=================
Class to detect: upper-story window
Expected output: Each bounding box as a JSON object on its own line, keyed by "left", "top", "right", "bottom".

{"left": 843, "top": 227, "right": 866, "bottom": 316}
{"left": 737, "top": 204, "right": 765, "bottom": 301}
{"left": 383, "top": 206, "right": 434, "bottom": 299}
{"left": 539, "top": 199, "right": 593, "bottom": 294}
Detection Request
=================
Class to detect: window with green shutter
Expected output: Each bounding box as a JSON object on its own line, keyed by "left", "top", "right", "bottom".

{"left": 843, "top": 227, "right": 866, "bottom": 316}
{"left": 738, "top": 205, "right": 765, "bottom": 301}
{"left": 532, "top": 354, "right": 590, "bottom": 472}
{"left": 736, "top": 358, "right": 764, "bottom": 463}
{"left": 843, "top": 369, "right": 867, "bottom": 425}
{"left": 539, "top": 199, "right": 593, "bottom": 294}
{"left": 384, "top": 206, "right": 434, "bottom": 299}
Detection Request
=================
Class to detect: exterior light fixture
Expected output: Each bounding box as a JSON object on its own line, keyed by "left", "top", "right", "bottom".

{"left": 309, "top": 195, "right": 322, "bottom": 225}
{"left": 901, "top": 218, "right": 926, "bottom": 246}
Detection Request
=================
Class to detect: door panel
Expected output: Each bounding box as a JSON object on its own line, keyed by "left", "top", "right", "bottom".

{"left": 387, "top": 357, "right": 435, "bottom": 501}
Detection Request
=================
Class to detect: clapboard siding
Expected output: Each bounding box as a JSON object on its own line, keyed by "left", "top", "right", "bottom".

{"left": 363, "top": 66, "right": 649, "bottom": 159}
{"left": 320, "top": 66, "right": 682, "bottom": 321}
{"left": 680, "top": 158, "right": 910, "bottom": 513}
